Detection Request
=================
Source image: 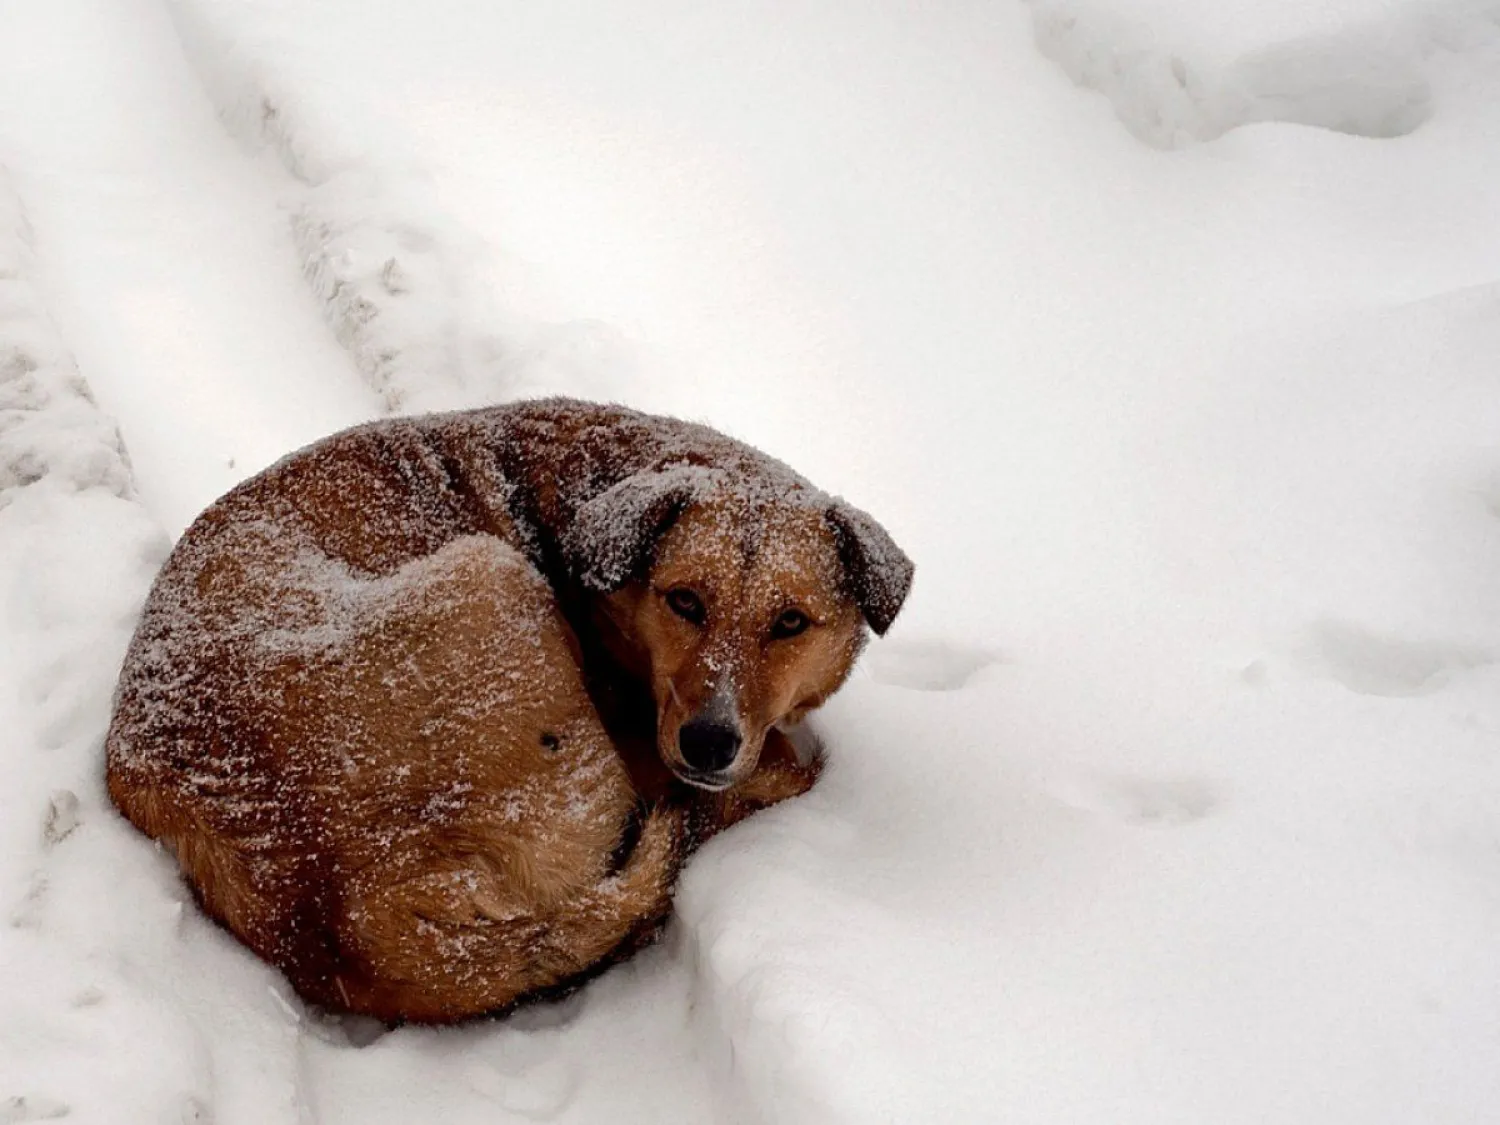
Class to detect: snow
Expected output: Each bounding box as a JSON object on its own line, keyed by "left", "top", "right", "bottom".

{"left": 0, "top": 0, "right": 379, "bottom": 536}
{"left": 1023, "top": 0, "right": 1500, "bottom": 145}
{"left": 2, "top": 0, "right": 1500, "bottom": 1122}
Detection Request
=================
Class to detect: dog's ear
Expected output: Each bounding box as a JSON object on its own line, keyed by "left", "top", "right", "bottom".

{"left": 826, "top": 501, "right": 914, "bottom": 635}
{"left": 563, "top": 468, "right": 709, "bottom": 592}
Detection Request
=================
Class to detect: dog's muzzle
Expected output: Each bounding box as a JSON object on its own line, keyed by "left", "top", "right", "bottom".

{"left": 678, "top": 717, "right": 741, "bottom": 779}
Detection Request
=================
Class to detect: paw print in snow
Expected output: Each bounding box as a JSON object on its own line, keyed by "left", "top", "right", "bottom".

{"left": 1302, "top": 620, "right": 1491, "bottom": 697}
{"left": 864, "top": 640, "right": 999, "bottom": 692}
{"left": 1048, "top": 772, "right": 1220, "bottom": 829}
{"left": 0, "top": 1096, "right": 71, "bottom": 1123}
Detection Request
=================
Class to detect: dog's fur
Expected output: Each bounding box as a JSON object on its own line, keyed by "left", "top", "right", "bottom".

{"left": 105, "top": 398, "right": 912, "bottom": 1022}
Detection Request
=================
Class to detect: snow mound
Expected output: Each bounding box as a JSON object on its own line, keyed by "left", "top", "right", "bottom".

{"left": 1024, "top": 0, "right": 1500, "bottom": 145}
{"left": 167, "top": 0, "right": 634, "bottom": 412}
{"left": 0, "top": 171, "right": 134, "bottom": 503}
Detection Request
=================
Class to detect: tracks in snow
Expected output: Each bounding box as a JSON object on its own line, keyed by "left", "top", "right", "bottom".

{"left": 0, "top": 0, "right": 380, "bottom": 536}
{"left": 0, "top": 3, "right": 388, "bottom": 1124}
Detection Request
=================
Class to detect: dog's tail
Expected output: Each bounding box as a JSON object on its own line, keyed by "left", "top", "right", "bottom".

{"left": 587, "top": 800, "right": 684, "bottom": 931}
{"left": 529, "top": 800, "right": 684, "bottom": 977}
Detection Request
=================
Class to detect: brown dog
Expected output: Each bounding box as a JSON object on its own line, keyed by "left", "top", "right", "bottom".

{"left": 105, "top": 398, "right": 912, "bottom": 1023}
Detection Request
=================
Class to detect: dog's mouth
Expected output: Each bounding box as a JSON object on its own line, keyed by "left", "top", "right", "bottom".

{"left": 672, "top": 765, "right": 737, "bottom": 792}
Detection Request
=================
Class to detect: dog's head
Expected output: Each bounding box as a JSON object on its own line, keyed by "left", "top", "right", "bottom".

{"left": 564, "top": 466, "right": 913, "bottom": 790}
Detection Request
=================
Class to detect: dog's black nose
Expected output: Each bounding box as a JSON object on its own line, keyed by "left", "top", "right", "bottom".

{"left": 678, "top": 719, "right": 742, "bottom": 774}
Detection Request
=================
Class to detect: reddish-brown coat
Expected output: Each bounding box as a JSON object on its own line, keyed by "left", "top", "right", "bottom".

{"left": 105, "top": 399, "right": 911, "bottom": 1023}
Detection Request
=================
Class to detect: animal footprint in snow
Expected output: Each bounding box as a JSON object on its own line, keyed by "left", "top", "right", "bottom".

{"left": 8, "top": 874, "right": 46, "bottom": 929}
{"left": 864, "top": 640, "right": 999, "bottom": 691}
{"left": 42, "top": 790, "right": 80, "bottom": 845}
{"left": 301, "top": 1008, "right": 388, "bottom": 1049}
{"left": 0, "top": 1096, "right": 71, "bottom": 1123}
{"left": 465, "top": 1054, "right": 578, "bottom": 1120}
{"left": 177, "top": 1095, "right": 213, "bottom": 1124}
{"left": 1302, "top": 620, "right": 1491, "bottom": 697}
{"left": 1229, "top": 32, "right": 1431, "bottom": 140}
{"left": 1048, "top": 773, "right": 1219, "bottom": 829}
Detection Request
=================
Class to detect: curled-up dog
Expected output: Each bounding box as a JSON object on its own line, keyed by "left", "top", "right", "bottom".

{"left": 106, "top": 398, "right": 913, "bottom": 1022}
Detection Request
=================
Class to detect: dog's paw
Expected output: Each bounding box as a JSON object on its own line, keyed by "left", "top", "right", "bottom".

{"left": 737, "top": 760, "right": 820, "bottom": 808}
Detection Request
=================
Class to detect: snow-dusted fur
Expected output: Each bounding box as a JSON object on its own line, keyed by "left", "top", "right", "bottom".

{"left": 105, "top": 398, "right": 912, "bottom": 1022}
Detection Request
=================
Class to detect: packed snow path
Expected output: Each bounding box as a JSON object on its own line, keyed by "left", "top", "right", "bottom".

{"left": 4, "top": 1, "right": 1500, "bottom": 1123}
{"left": 0, "top": 0, "right": 379, "bottom": 536}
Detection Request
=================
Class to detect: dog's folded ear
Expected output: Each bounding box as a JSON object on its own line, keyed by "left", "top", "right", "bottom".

{"left": 563, "top": 467, "right": 712, "bottom": 592}
{"left": 826, "top": 501, "right": 914, "bottom": 635}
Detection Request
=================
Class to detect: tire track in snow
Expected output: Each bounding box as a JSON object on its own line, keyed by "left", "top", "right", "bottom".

{"left": 167, "top": 0, "right": 633, "bottom": 415}
{"left": 0, "top": 2, "right": 388, "bottom": 1123}
{"left": 0, "top": 170, "right": 135, "bottom": 506}
{"left": 0, "top": 0, "right": 380, "bottom": 537}
{"left": 0, "top": 167, "right": 313, "bottom": 1125}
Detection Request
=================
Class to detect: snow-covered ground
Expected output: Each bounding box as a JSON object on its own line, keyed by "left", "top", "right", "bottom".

{"left": 3, "top": 1, "right": 1500, "bottom": 1122}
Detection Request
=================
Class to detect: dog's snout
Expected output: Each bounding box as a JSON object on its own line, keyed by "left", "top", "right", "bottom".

{"left": 678, "top": 718, "right": 741, "bottom": 774}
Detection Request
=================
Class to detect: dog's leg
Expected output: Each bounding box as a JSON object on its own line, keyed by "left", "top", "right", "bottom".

{"left": 687, "top": 728, "right": 823, "bottom": 845}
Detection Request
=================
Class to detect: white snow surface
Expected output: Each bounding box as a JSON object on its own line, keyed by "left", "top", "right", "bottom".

{"left": 3, "top": 1, "right": 1500, "bottom": 1123}
{"left": 1025, "top": 0, "right": 1500, "bottom": 145}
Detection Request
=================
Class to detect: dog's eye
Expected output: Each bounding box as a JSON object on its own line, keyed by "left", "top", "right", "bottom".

{"left": 665, "top": 588, "right": 706, "bottom": 625}
{"left": 771, "top": 608, "right": 811, "bottom": 639}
